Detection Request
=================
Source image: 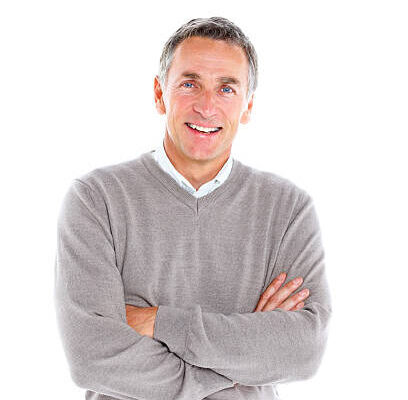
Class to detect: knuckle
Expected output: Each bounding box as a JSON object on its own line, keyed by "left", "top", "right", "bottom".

{"left": 281, "top": 287, "right": 293, "bottom": 299}
{"left": 298, "top": 288, "right": 309, "bottom": 298}
{"left": 277, "top": 286, "right": 290, "bottom": 298}
{"left": 291, "top": 278, "right": 302, "bottom": 287}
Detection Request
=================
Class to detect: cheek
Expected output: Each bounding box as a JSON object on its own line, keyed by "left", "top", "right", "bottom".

{"left": 224, "top": 104, "right": 244, "bottom": 125}
{"left": 171, "top": 92, "right": 194, "bottom": 107}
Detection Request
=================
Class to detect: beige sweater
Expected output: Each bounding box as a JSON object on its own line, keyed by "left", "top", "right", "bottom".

{"left": 54, "top": 150, "right": 332, "bottom": 400}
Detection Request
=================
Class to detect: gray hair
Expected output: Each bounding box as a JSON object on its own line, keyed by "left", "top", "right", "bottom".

{"left": 158, "top": 17, "right": 258, "bottom": 100}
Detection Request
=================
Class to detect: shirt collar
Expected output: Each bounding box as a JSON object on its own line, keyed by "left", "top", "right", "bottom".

{"left": 152, "top": 140, "right": 234, "bottom": 195}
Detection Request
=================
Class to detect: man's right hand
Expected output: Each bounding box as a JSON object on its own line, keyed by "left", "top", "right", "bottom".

{"left": 253, "top": 272, "right": 309, "bottom": 312}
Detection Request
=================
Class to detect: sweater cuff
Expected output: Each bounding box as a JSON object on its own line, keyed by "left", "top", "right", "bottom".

{"left": 153, "top": 305, "right": 192, "bottom": 357}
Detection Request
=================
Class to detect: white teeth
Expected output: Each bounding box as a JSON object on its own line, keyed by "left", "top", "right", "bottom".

{"left": 187, "top": 123, "right": 220, "bottom": 133}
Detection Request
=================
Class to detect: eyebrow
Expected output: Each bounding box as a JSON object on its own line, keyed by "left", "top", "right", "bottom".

{"left": 180, "top": 72, "right": 241, "bottom": 87}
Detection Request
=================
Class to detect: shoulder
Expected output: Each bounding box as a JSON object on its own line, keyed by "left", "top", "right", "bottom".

{"left": 73, "top": 152, "right": 150, "bottom": 196}
{"left": 236, "top": 159, "right": 311, "bottom": 205}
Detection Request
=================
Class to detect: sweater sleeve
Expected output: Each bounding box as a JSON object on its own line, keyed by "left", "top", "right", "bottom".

{"left": 153, "top": 191, "right": 332, "bottom": 387}
{"left": 54, "top": 179, "right": 235, "bottom": 400}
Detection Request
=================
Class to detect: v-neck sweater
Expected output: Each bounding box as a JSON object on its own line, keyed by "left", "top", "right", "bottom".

{"left": 142, "top": 149, "right": 243, "bottom": 214}
{"left": 54, "top": 149, "right": 332, "bottom": 400}
{"left": 152, "top": 140, "right": 234, "bottom": 198}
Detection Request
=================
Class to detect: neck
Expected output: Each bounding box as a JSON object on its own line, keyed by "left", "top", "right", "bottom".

{"left": 163, "top": 133, "right": 230, "bottom": 191}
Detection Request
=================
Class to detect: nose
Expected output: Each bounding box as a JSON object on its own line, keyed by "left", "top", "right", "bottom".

{"left": 192, "top": 90, "right": 218, "bottom": 119}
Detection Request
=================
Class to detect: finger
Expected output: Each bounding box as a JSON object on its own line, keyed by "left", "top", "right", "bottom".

{"left": 289, "top": 301, "right": 305, "bottom": 311}
{"left": 278, "top": 288, "right": 309, "bottom": 311}
{"left": 254, "top": 272, "right": 286, "bottom": 312}
{"left": 263, "top": 276, "right": 304, "bottom": 311}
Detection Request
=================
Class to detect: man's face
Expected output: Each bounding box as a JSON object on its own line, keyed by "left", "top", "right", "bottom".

{"left": 154, "top": 36, "right": 254, "bottom": 163}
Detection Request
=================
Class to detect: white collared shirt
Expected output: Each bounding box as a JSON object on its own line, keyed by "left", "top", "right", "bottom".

{"left": 152, "top": 140, "right": 234, "bottom": 198}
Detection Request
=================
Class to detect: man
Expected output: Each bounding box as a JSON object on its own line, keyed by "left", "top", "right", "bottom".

{"left": 54, "top": 17, "right": 332, "bottom": 400}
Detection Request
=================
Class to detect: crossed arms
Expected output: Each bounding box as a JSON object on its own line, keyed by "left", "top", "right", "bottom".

{"left": 54, "top": 179, "right": 332, "bottom": 400}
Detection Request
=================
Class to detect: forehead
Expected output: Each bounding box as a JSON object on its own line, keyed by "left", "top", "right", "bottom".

{"left": 168, "top": 36, "right": 248, "bottom": 81}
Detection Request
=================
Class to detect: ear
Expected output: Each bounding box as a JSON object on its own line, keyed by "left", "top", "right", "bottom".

{"left": 240, "top": 93, "right": 254, "bottom": 124}
{"left": 154, "top": 76, "right": 166, "bottom": 115}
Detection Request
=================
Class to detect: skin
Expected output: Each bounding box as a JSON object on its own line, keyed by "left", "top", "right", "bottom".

{"left": 125, "top": 36, "right": 309, "bottom": 337}
{"left": 153, "top": 36, "right": 254, "bottom": 190}
{"left": 125, "top": 305, "right": 157, "bottom": 339}
{"left": 253, "top": 273, "right": 310, "bottom": 312}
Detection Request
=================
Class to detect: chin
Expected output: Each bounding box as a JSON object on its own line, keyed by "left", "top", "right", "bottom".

{"left": 194, "top": 151, "right": 223, "bottom": 162}
{"left": 179, "top": 140, "right": 224, "bottom": 161}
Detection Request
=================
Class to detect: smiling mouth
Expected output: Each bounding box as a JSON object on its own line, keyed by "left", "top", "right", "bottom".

{"left": 185, "top": 122, "right": 222, "bottom": 134}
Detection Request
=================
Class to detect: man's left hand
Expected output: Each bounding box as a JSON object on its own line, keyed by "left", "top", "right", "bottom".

{"left": 125, "top": 304, "right": 158, "bottom": 338}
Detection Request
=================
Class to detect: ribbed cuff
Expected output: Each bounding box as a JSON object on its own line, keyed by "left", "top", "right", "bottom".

{"left": 153, "top": 305, "right": 192, "bottom": 358}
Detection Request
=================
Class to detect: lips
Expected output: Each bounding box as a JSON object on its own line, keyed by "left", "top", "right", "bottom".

{"left": 185, "top": 123, "right": 222, "bottom": 137}
{"left": 185, "top": 122, "right": 223, "bottom": 130}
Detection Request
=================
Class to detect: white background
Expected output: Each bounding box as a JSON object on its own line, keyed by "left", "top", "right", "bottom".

{"left": 1, "top": 1, "right": 407, "bottom": 399}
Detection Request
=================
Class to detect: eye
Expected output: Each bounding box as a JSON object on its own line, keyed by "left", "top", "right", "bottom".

{"left": 221, "top": 86, "right": 234, "bottom": 94}
{"left": 182, "top": 82, "right": 194, "bottom": 88}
